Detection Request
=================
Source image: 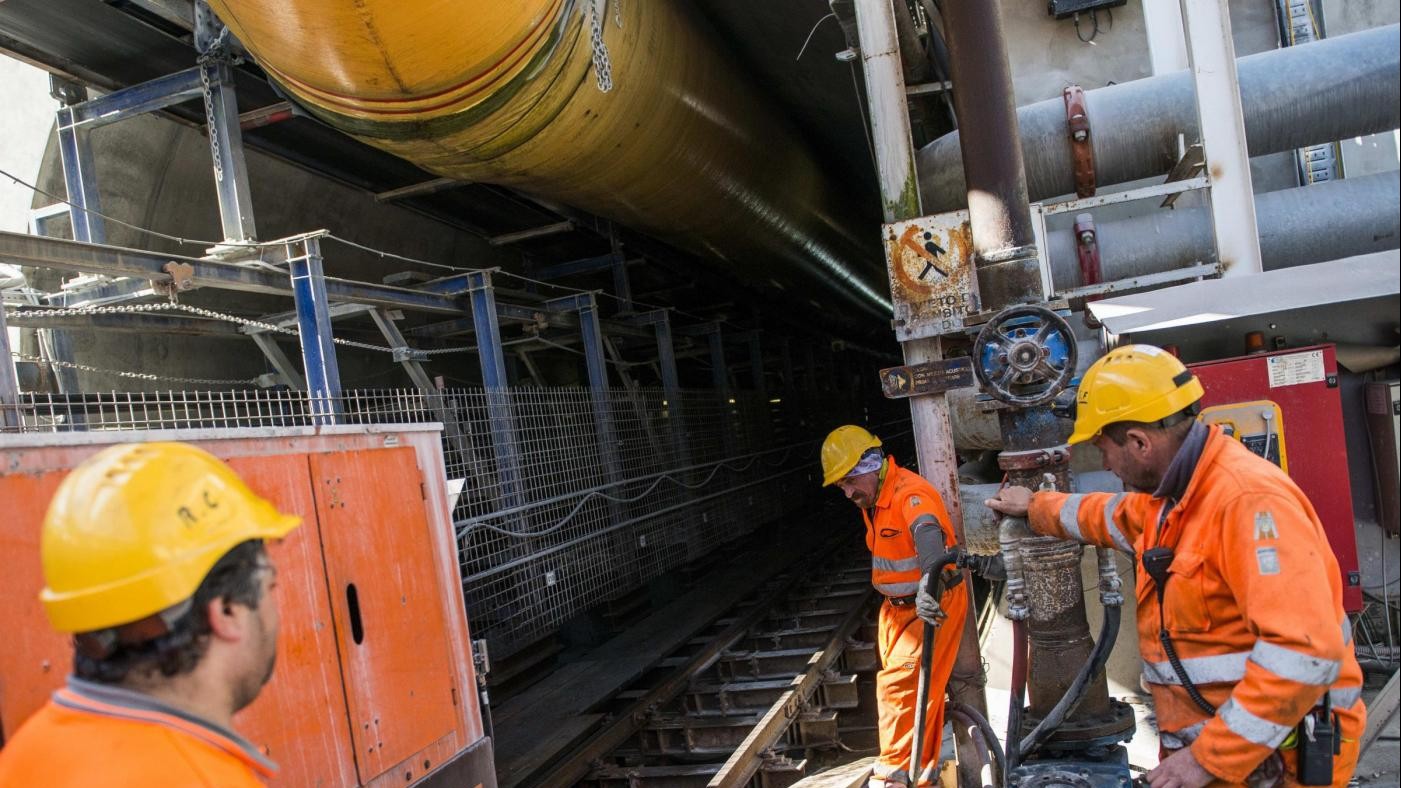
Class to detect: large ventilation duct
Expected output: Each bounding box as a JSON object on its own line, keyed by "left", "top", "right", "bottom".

{"left": 918, "top": 24, "right": 1400, "bottom": 212}
{"left": 1046, "top": 170, "right": 1401, "bottom": 287}
{"left": 204, "top": 1, "right": 892, "bottom": 317}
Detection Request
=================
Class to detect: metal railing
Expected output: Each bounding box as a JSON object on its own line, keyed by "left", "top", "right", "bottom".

{"left": 2, "top": 385, "right": 895, "bottom": 657}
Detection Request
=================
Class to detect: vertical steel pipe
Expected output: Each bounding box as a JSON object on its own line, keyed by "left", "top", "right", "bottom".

{"left": 938, "top": 0, "right": 1040, "bottom": 309}
{"left": 851, "top": 3, "right": 990, "bottom": 785}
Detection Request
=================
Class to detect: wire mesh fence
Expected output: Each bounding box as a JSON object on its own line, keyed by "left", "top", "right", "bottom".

{"left": 2, "top": 385, "right": 900, "bottom": 658}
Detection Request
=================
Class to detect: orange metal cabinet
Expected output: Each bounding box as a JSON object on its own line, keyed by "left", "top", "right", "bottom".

{"left": 226, "top": 453, "right": 360, "bottom": 787}
{"left": 0, "top": 427, "right": 494, "bottom": 787}
{"left": 310, "top": 448, "right": 463, "bottom": 785}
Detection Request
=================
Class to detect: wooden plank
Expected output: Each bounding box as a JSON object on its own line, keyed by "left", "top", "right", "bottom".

{"left": 789, "top": 757, "right": 877, "bottom": 788}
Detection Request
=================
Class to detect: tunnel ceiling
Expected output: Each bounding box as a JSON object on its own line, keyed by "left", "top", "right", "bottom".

{"left": 0, "top": 0, "right": 912, "bottom": 351}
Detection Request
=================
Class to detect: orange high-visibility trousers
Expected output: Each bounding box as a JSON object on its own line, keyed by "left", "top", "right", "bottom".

{"left": 874, "top": 589, "right": 968, "bottom": 786}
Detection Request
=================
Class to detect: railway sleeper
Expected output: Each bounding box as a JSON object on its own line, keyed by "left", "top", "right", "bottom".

{"left": 584, "top": 754, "right": 808, "bottom": 788}
{"left": 682, "top": 674, "right": 861, "bottom": 715}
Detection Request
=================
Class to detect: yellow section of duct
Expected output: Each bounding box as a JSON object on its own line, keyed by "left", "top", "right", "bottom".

{"left": 204, "top": 0, "right": 890, "bottom": 315}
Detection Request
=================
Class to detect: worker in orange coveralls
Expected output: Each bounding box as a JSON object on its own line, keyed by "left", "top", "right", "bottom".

{"left": 986, "top": 345, "right": 1365, "bottom": 788}
{"left": 0, "top": 442, "right": 300, "bottom": 787}
{"left": 822, "top": 425, "right": 968, "bottom": 788}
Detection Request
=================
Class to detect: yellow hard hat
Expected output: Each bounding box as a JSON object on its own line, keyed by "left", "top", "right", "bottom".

{"left": 1068, "top": 344, "right": 1204, "bottom": 444}
{"left": 40, "top": 442, "right": 301, "bottom": 634}
{"left": 820, "top": 425, "right": 882, "bottom": 486}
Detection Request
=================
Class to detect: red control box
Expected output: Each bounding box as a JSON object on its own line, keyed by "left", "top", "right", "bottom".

{"left": 1189, "top": 344, "right": 1361, "bottom": 611}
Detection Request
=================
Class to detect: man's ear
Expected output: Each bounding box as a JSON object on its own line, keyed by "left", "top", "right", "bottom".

{"left": 1125, "top": 427, "right": 1152, "bottom": 455}
{"left": 205, "top": 596, "right": 248, "bottom": 643}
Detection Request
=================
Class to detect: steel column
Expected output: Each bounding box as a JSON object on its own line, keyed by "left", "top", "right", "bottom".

{"left": 203, "top": 60, "right": 259, "bottom": 243}
{"left": 1179, "top": 0, "right": 1264, "bottom": 276}
{"left": 707, "top": 328, "right": 729, "bottom": 397}
{"left": 746, "top": 333, "right": 767, "bottom": 398}
{"left": 852, "top": 1, "right": 989, "bottom": 782}
{"left": 467, "top": 270, "right": 526, "bottom": 508}
{"left": 0, "top": 302, "right": 20, "bottom": 429}
{"left": 53, "top": 94, "right": 106, "bottom": 244}
{"left": 286, "top": 237, "right": 341, "bottom": 423}
{"left": 465, "top": 271, "right": 509, "bottom": 387}
{"left": 779, "top": 338, "right": 795, "bottom": 390}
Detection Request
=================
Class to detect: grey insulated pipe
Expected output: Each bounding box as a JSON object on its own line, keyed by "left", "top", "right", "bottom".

{"left": 1044, "top": 170, "right": 1401, "bottom": 288}
{"left": 918, "top": 24, "right": 1401, "bottom": 212}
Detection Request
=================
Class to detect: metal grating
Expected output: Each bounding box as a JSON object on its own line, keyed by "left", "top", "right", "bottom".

{"left": 2, "top": 386, "right": 900, "bottom": 658}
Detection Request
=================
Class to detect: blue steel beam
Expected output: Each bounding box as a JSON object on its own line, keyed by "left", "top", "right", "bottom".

{"left": 531, "top": 253, "right": 616, "bottom": 280}
{"left": 63, "top": 67, "right": 204, "bottom": 128}
{"left": 465, "top": 271, "right": 508, "bottom": 388}
{"left": 286, "top": 237, "right": 342, "bottom": 423}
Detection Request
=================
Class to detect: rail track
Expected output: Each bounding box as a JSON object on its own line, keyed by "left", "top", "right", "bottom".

{"left": 529, "top": 541, "right": 880, "bottom": 787}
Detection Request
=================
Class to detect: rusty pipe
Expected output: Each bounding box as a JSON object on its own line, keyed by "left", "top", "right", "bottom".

{"left": 938, "top": 0, "right": 1040, "bottom": 310}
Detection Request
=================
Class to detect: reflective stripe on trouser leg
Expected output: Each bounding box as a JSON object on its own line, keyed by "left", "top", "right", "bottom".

{"left": 875, "top": 585, "right": 968, "bottom": 782}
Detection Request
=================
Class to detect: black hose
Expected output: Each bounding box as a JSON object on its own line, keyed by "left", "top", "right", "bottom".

{"left": 1019, "top": 603, "right": 1122, "bottom": 756}
{"left": 948, "top": 702, "right": 1007, "bottom": 788}
{"left": 1006, "top": 617, "right": 1028, "bottom": 774}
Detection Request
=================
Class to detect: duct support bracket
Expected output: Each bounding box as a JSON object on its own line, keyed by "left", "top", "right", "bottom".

{"left": 1062, "top": 85, "right": 1096, "bottom": 198}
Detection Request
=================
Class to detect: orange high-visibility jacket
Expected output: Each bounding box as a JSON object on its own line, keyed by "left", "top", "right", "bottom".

{"left": 1027, "top": 426, "right": 1364, "bottom": 784}
{"left": 862, "top": 456, "right": 959, "bottom": 598}
{"left": 0, "top": 679, "right": 276, "bottom": 787}
{"left": 862, "top": 457, "right": 968, "bottom": 785}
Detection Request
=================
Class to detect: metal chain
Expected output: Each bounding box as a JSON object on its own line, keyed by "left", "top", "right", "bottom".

{"left": 589, "top": 0, "right": 614, "bottom": 93}
{"left": 9, "top": 302, "right": 397, "bottom": 353}
{"left": 10, "top": 351, "right": 260, "bottom": 386}
{"left": 197, "top": 58, "right": 224, "bottom": 185}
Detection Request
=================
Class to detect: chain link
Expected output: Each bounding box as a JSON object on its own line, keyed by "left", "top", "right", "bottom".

{"left": 614, "top": 0, "right": 624, "bottom": 28}
{"left": 589, "top": 0, "right": 614, "bottom": 93}
{"left": 5, "top": 302, "right": 484, "bottom": 356}
{"left": 198, "top": 59, "right": 224, "bottom": 185}
{"left": 10, "top": 351, "right": 260, "bottom": 386}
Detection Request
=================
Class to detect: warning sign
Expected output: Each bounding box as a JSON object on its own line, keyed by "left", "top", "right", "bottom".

{"left": 879, "top": 358, "right": 974, "bottom": 399}
{"left": 883, "top": 212, "right": 982, "bottom": 341}
{"left": 1267, "top": 350, "right": 1325, "bottom": 388}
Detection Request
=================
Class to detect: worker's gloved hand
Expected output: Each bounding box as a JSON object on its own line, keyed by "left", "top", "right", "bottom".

{"left": 962, "top": 552, "right": 1006, "bottom": 581}
{"left": 915, "top": 573, "right": 945, "bottom": 626}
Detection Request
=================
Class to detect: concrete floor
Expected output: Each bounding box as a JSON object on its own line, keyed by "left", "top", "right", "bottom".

{"left": 1355, "top": 677, "right": 1400, "bottom": 787}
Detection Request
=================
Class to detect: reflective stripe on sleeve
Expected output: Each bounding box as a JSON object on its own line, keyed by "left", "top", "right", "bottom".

{"left": 1248, "top": 641, "right": 1341, "bottom": 686}
{"left": 1057, "top": 494, "right": 1086, "bottom": 541}
{"left": 876, "top": 581, "right": 920, "bottom": 596}
{"left": 1218, "top": 698, "right": 1294, "bottom": 748}
{"left": 872, "top": 555, "right": 921, "bottom": 573}
{"left": 1100, "top": 494, "right": 1132, "bottom": 554}
{"left": 1160, "top": 720, "right": 1207, "bottom": 750}
{"left": 1143, "top": 651, "right": 1248, "bottom": 686}
{"left": 1331, "top": 685, "right": 1363, "bottom": 709}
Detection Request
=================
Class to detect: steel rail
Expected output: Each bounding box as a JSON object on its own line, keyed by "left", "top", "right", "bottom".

{"left": 708, "top": 584, "right": 876, "bottom": 787}
{"left": 529, "top": 540, "right": 845, "bottom": 787}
